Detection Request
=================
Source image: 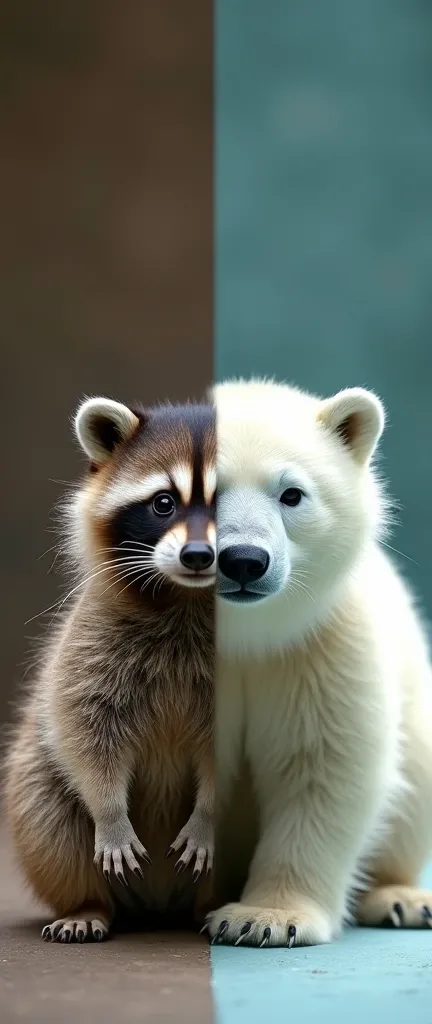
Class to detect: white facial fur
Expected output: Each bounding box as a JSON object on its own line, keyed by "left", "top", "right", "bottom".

{"left": 153, "top": 522, "right": 216, "bottom": 589}
{"left": 216, "top": 380, "right": 385, "bottom": 648}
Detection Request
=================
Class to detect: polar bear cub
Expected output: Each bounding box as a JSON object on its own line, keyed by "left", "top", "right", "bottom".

{"left": 210, "top": 378, "right": 432, "bottom": 947}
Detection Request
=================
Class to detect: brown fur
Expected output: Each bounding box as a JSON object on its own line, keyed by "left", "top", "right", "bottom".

{"left": 4, "top": 399, "right": 215, "bottom": 942}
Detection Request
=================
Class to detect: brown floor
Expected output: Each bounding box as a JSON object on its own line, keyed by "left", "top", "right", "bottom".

{"left": 0, "top": 821, "right": 213, "bottom": 1023}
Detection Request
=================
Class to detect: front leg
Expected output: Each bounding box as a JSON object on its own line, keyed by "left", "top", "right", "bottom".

{"left": 94, "top": 811, "right": 150, "bottom": 884}
{"left": 208, "top": 741, "right": 391, "bottom": 947}
{"left": 55, "top": 698, "right": 150, "bottom": 886}
{"left": 168, "top": 751, "right": 214, "bottom": 881}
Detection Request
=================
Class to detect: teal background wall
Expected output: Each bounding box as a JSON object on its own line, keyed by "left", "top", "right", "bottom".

{"left": 216, "top": 0, "right": 432, "bottom": 612}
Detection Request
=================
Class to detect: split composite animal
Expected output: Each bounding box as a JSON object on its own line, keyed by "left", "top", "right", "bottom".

{"left": 6, "top": 379, "right": 432, "bottom": 950}
{"left": 5, "top": 398, "right": 216, "bottom": 942}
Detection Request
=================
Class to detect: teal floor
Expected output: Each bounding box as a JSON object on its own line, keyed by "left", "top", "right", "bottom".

{"left": 212, "top": 867, "right": 432, "bottom": 1022}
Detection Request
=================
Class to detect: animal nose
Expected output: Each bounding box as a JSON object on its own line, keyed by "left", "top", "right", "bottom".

{"left": 218, "top": 545, "right": 270, "bottom": 584}
{"left": 180, "top": 542, "right": 215, "bottom": 572}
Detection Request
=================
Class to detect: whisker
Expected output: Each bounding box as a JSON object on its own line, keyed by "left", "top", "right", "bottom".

{"left": 93, "top": 546, "right": 157, "bottom": 558}
{"left": 140, "top": 571, "right": 165, "bottom": 596}
{"left": 152, "top": 571, "right": 168, "bottom": 599}
{"left": 98, "top": 565, "right": 156, "bottom": 599}
{"left": 155, "top": 573, "right": 166, "bottom": 596}
{"left": 24, "top": 557, "right": 156, "bottom": 625}
{"left": 380, "top": 541, "right": 418, "bottom": 567}
{"left": 47, "top": 551, "right": 60, "bottom": 575}
{"left": 287, "top": 576, "right": 315, "bottom": 604}
{"left": 118, "top": 540, "right": 156, "bottom": 552}
{"left": 114, "top": 567, "right": 164, "bottom": 600}
{"left": 37, "top": 545, "right": 58, "bottom": 562}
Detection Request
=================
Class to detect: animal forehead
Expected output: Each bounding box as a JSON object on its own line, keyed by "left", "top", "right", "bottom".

{"left": 217, "top": 417, "right": 322, "bottom": 487}
{"left": 129, "top": 404, "right": 216, "bottom": 476}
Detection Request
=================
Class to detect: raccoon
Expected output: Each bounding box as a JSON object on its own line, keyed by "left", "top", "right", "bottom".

{"left": 4, "top": 397, "right": 215, "bottom": 943}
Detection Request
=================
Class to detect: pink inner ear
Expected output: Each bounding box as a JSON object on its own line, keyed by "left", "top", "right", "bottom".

{"left": 335, "top": 412, "right": 362, "bottom": 447}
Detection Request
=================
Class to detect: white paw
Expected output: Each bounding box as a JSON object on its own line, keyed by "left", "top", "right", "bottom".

{"left": 168, "top": 810, "right": 214, "bottom": 880}
{"left": 94, "top": 817, "right": 150, "bottom": 885}
{"left": 207, "top": 900, "right": 333, "bottom": 948}
{"left": 356, "top": 886, "right": 432, "bottom": 929}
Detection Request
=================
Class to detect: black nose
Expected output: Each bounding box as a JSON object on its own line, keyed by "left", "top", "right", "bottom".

{"left": 218, "top": 544, "right": 269, "bottom": 585}
{"left": 180, "top": 542, "right": 215, "bottom": 572}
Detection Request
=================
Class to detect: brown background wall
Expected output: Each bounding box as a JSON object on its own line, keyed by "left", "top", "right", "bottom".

{"left": 0, "top": 1, "right": 212, "bottom": 727}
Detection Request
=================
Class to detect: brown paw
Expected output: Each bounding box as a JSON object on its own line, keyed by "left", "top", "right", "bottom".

{"left": 42, "top": 910, "right": 111, "bottom": 944}
{"left": 168, "top": 810, "right": 213, "bottom": 880}
{"left": 357, "top": 885, "right": 432, "bottom": 929}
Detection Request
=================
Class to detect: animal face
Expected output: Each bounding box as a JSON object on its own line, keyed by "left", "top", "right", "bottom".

{"left": 71, "top": 398, "right": 216, "bottom": 602}
{"left": 215, "top": 380, "right": 385, "bottom": 608}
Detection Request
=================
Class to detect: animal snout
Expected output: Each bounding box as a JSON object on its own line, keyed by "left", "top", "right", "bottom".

{"left": 218, "top": 544, "right": 270, "bottom": 584}
{"left": 180, "top": 542, "right": 215, "bottom": 572}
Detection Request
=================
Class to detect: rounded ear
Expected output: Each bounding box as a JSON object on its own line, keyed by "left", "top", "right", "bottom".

{"left": 74, "top": 397, "right": 140, "bottom": 466}
{"left": 317, "top": 388, "right": 385, "bottom": 465}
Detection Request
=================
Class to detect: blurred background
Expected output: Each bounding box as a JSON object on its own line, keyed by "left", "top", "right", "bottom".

{"left": 216, "top": 1, "right": 432, "bottom": 614}
{"left": 1, "top": 1, "right": 211, "bottom": 728}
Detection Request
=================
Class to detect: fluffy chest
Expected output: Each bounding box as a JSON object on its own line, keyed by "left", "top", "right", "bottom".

{"left": 218, "top": 629, "right": 394, "bottom": 773}
{"left": 217, "top": 653, "right": 327, "bottom": 760}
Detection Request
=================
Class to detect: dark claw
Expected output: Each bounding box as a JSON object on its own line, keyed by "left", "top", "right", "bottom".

{"left": 42, "top": 926, "right": 52, "bottom": 942}
{"left": 52, "top": 923, "right": 63, "bottom": 940}
{"left": 141, "top": 852, "right": 152, "bottom": 866}
{"left": 103, "top": 868, "right": 111, "bottom": 882}
{"left": 287, "top": 924, "right": 296, "bottom": 948}
{"left": 193, "top": 869, "right": 201, "bottom": 884}
{"left": 212, "top": 920, "right": 229, "bottom": 945}
{"left": 61, "top": 928, "right": 72, "bottom": 943}
{"left": 234, "top": 921, "right": 252, "bottom": 945}
{"left": 115, "top": 870, "right": 127, "bottom": 887}
{"left": 166, "top": 847, "right": 175, "bottom": 859}
{"left": 259, "top": 926, "right": 271, "bottom": 947}
{"left": 93, "top": 928, "right": 104, "bottom": 942}
{"left": 76, "top": 929, "right": 86, "bottom": 943}
{"left": 133, "top": 865, "right": 144, "bottom": 880}
{"left": 175, "top": 859, "right": 186, "bottom": 874}
{"left": 392, "top": 902, "right": 404, "bottom": 926}
{"left": 422, "top": 906, "right": 432, "bottom": 921}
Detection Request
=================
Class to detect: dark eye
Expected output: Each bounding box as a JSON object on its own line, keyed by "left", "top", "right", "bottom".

{"left": 152, "top": 492, "right": 176, "bottom": 516}
{"left": 280, "top": 487, "right": 303, "bottom": 507}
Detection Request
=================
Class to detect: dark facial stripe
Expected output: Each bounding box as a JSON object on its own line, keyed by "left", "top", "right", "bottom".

{"left": 127, "top": 402, "right": 215, "bottom": 508}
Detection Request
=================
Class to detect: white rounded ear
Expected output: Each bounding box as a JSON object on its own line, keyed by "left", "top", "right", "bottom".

{"left": 317, "top": 388, "right": 385, "bottom": 465}
{"left": 75, "top": 397, "right": 140, "bottom": 465}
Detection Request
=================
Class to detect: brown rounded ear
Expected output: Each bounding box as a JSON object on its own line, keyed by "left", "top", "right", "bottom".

{"left": 317, "top": 388, "right": 385, "bottom": 465}
{"left": 74, "top": 397, "right": 140, "bottom": 466}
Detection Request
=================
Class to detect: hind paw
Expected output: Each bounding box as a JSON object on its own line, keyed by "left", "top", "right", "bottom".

{"left": 207, "top": 900, "right": 333, "bottom": 948}
{"left": 42, "top": 910, "right": 111, "bottom": 943}
{"left": 357, "top": 886, "right": 432, "bottom": 928}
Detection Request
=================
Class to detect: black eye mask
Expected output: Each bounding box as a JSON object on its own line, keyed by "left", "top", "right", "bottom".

{"left": 112, "top": 495, "right": 180, "bottom": 553}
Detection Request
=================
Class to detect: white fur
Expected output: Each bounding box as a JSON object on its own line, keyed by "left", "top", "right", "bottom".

{"left": 211, "top": 379, "right": 432, "bottom": 947}
{"left": 97, "top": 474, "right": 172, "bottom": 516}
{"left": 154, "top": 524, "right": 215, "bottom": 588}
